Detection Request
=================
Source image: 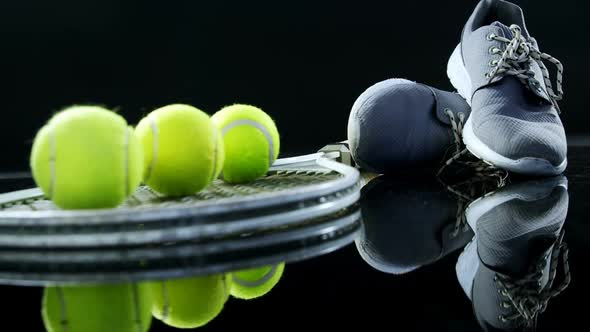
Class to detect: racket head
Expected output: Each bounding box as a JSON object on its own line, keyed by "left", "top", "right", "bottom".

{"left": 0, "top": 145, "right": 361, "bottom": 285}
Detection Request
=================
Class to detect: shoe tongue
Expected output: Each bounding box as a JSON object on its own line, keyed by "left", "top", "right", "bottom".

{"left": 490, "top": 21, "right": 513, "bottom": 38}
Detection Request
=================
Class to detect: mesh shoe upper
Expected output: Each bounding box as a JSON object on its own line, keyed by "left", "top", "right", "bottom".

{"left": 459, "top": 0, "right": 567, "bottom": 166}
{"left": 471, "top": 78, "right": 566, "bottom": 166}
{"left": 475, "top": 180, "right": 568, "bottom": 276}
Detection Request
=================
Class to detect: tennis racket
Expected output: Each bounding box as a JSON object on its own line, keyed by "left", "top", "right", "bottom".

{"left": 0, "top": 143, "right": 362, "bottom": 285}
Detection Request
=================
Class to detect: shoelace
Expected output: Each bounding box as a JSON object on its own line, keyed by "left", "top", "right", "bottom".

{"left": 436, "top": 109, "right": 508, "bottom": 237}
{"left": 487, "top": 24, "right": 564, "bottom": 112}
{"left": 449, "top": 198, "right": 470, "bottom": 238}
{"left": 437, "top": 109, "right": 508, "bottom": 183}
{"left": 494, "top": 230, "right": 571, "bottom": 326}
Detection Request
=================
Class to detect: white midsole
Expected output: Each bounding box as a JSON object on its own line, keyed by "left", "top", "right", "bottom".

{"left": 447, "top": 43, "right": 472, "bottom": 104}
{"left": 455, "top": 237, "right": 478, "bottom": 300}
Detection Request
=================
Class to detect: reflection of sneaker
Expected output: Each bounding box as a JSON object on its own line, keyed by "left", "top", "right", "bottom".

{"left": 456, "top": 176, "right": 571, "bottom": 330}
{"left": 356, "top": 174, "right": 475, "bottom": 274}
{"left": 447, "top": 0, "right": 567, "bottom": 175}
{"left": 347, "top": 79, "right": 470, "bottom": 173}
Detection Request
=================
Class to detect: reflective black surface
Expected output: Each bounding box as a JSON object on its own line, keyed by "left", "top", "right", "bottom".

{"left": 0, "top": 146, "right": 588, "bottom": 331}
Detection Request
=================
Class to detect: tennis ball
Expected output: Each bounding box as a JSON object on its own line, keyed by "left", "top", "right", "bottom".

{"left": 211, "top": 104, "right": 279, "bottom": 183}
{"left": 30, "top": 106, "right": 143, "bottom": 209}
{"left": 230, "top": 262, "right": 285, "bottom": 300}
{"left": 135, "top": 104, "right": 224, "bottom": 196}
{"left": 148, "top": 274, "right": 231, "bottom": 329}
{"left": 42, "top": 283, "right": 152, "bottom": 332}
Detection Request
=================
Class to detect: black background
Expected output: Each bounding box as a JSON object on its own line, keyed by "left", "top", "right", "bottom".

{"left": 0, "top": 1, "right": 588, "bottom": 331}
{"left": 0, "top": 0, "right": 588, "bottom": 171}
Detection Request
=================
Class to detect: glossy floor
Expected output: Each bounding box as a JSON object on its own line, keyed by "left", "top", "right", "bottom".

{"left": 0, "top": 146, "right": 588, "bottom": 331}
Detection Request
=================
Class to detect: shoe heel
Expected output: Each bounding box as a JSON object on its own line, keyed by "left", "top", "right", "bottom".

{"left": 447, "top": 44, "right": 472, "bottom": 105}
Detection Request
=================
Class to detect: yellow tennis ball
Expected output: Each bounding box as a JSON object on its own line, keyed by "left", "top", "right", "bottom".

{"left": 230, "top": 263, "right": 285, "bottom": 300}
{"left": 149, "top": 274, "right": 231, "bottom": 329}
{"left": 135, "top": 104, "right": 224, "bottom": 196}
{"left": 30, "top": 106, "right": 143, "bottom": 209}
{"left": 211, "top": 104, "right": 280, "bottom": 184}
{"left": 42, "top": 283, "right": 153, "bottom": 332}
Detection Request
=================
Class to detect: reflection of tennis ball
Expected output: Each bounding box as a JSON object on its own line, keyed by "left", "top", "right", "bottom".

{"left": 30, "top": 106, "right": 143, "bottom": 209}
{"left": 149, "top": 274, "right": 231, "bottom": 329}
{"left": 211, "top": 104, "right": 279, "bottom": 183}
{"left": 230, "top": 263, "right": 285, "bottom": 300}
{"left": 42, "top": 283, "right": 152, "bottom": 332}
{"left": 135, "top": 104, "right": 224, "bottom": 196}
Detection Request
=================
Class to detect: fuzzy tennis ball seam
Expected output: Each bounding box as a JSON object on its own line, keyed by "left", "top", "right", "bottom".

{"left": 123, "top": 126, "right": 134, "bottom": 197}
{"left": 212, "top": 104, "right": 280, "bottom": 184}
{"left": 232, "top": 264, "right": 278, "bottom": 287}
{"left": 218, "top": 118, "right": 277, "bottom": 168}
{"left": 142, "top": 115, "right": 158, "bottom": 184}
{"left": 230, "top": 263, "right": 285, "bottom": 300}
{"left": 209, "top": 129, "right": 222, "bottom": 183}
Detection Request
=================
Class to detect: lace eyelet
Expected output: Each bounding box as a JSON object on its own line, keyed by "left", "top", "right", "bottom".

{"left": 488, "top": 46, "right": 497, "bottom": 54}
{"left": 484, "top": 72, "right": 490, "bottom": 78}
{"left": 489, "top": 60, "right": 496, "bottom": 66}
{"left": 499, "top": 315, "right": 507, "bottom": 323}
{"left": 486, "top": 33, "right": 496, "bottom": 41}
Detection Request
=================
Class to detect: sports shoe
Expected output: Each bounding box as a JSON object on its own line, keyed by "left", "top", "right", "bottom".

{"left": 447, "top": 0, "right": 567, "bottom": 176}
{"left": 347, "top": 78, "right": 471, "bottom": 173}
{"left": 356, "top": 173, "right": 478, "bottom": 275}
{"left": 456, "top": 176, "right": 571, "bottom": 330}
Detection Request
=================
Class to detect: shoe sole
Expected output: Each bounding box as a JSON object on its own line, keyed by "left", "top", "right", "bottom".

{"left": 447, "top": 44, "right": 567, "bottom": 176}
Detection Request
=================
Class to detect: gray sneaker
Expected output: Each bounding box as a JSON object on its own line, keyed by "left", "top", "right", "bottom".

{"left": 347, "top": 78, "right": 471, "bottom": 173}
{"left": 456, "top": 176, "right": 571, "bottom": 330}
{"left": 447, "top": 0, "right": 567, "bottom": 176}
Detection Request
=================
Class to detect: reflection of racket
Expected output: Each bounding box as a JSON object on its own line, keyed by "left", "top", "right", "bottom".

{"left": 0, "top": 143, "right": 361, "bottom": 285}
